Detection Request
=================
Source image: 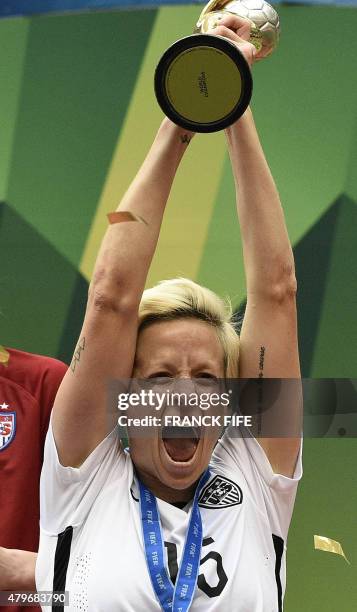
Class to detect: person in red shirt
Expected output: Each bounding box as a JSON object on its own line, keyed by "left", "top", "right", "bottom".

{"left": 0, "top": 346, "right": 67, "bottom": 610}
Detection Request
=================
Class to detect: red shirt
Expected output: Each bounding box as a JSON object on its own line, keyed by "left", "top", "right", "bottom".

{"left": 0, "top": 348, "right": 67, "bottom": 611}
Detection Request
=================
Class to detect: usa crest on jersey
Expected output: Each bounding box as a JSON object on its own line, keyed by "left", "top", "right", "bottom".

{"left": 0, "top": 412, "right": 16, "bottom": 451}
{"left": 198, "top": 474, "right": 243, "bottom": 508}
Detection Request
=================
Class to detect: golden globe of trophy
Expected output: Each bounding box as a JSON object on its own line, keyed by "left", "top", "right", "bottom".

{"left": 154, "top": 0, "right": 280, "bottom": 133}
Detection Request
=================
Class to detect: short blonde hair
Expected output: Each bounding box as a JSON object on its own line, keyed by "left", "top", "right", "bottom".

{"left": 138, "top": 278, "right": 239, "bottom": 377}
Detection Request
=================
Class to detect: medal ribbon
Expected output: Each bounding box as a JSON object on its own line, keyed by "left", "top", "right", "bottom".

{"left": 139, "top": 469, "right": 211, "bottom": 612}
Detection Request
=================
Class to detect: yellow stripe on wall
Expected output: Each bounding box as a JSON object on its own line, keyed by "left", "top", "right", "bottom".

{"left": 79, "top": 6, "right": 226, "bottom": 285}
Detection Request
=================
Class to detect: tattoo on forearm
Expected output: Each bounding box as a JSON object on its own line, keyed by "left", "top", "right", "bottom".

{"left": 70, "top": 336, "right": 86, "bottom": 373}
{"left": 180, "top": 134, "right": 191, "bottom": 145}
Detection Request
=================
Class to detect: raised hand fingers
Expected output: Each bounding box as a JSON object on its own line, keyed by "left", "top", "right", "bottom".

{"left": 207, "top": 21, "right": 257, "bottom": 66}
{"left": 215, "top": 14, "right": 252, "bottom": 41}
{"left": 210, "top": 23, "right": 242, "bottom": 44}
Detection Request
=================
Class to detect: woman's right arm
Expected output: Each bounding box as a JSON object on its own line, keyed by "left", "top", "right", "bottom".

{"left": 52, "top": 118, "right": 194, "bottom": 467}
{"left": 0, "top": 547, "right": 36, "bottom": 591}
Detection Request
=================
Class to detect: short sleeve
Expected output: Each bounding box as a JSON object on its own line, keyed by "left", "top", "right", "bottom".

{"left": 40, "top": 421, "right": 127, "bottom": 535}
{"left": 211, "top": 426, "right": 302, "bottom": 540}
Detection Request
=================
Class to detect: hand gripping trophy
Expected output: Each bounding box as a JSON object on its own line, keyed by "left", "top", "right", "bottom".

{"left": 154, "top": 0, "right": 280, "bottom": 133}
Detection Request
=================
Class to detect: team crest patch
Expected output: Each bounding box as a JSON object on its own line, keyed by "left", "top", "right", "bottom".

{"left": 0, "top": 412, "right": 16, "bottom": 451}
{"left": 198, "top": 475, "right": 243, "bottom": 509}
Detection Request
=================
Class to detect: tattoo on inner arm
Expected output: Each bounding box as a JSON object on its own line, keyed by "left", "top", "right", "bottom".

{"left": 257, "top": 346, "right": 265, "bottom": 435}
{"left": 258, "top": 346, "right": 265, "bottom": 378}
{"left": 180, "top": 134, "right": 191, "bottom": 145}
{"left": 70, "top": 336, "right": 86, "bottom": 373}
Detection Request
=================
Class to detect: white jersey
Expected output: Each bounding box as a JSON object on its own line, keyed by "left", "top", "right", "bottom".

{"left": 36, "top": 425, "right": 302, "bottom": 611}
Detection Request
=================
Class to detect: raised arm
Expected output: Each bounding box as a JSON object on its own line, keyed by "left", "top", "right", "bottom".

{"left": 226, "top": 109, "right": 301, "bottom": 476}
{"left": 215, "top": 16, "right": 302, "bottom": 476}
{"left": 52, "top": 120, "right": 194, "bottom": 467}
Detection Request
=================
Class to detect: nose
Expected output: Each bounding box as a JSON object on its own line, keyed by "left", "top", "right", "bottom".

{"left": 171, "top": 376, "right": 197, "bottom": 396}
{"left": 165, "top": 377, "right": 201, "bottom": 420}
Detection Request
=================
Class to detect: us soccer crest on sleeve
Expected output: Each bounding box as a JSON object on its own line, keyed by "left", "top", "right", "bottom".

{"left": 154, "top": 0, "right": 280, "bottom": 133}
{"left": 0, "top": 409, "right": 16, "bottom": 451}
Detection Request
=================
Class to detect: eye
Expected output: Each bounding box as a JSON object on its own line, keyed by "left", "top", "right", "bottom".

{"left": 147, "top": 372, "right": 173, "bottom": 379}
{"left": 145, "top": 373, "right": 174, "bottom": 389}
{"left": 195, "top": 372, "right": 218, "bottom": 380}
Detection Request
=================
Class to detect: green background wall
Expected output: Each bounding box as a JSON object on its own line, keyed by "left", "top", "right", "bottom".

{"left": 0, "top": 5, "right": 356, "bottom": 610}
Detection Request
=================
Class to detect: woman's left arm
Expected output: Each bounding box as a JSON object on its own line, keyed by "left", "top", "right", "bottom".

{"left": 226, "top": 108, "right": 302, "bottom": 478}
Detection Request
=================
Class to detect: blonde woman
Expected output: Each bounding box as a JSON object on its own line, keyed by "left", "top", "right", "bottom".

{"left": 36, "top": 15, "right": 302, "bottom": 612}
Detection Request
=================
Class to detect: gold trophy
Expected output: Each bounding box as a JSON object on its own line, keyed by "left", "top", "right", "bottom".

{"left": 154, "top": 0, "right": 280, "bottom": 132}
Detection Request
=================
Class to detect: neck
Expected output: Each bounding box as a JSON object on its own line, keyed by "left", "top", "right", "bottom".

{"left": 135, "top": 468, "right": 198, "bottom": 504}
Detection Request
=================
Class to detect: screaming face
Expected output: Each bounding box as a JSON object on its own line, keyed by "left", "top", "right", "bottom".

{"left": 128, "top": 318, "right": 226, "bottom": 502}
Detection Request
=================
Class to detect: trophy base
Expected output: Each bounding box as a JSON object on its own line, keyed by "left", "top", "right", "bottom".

{"left": 154, "top": 34, "right": 252, "bottom": 133}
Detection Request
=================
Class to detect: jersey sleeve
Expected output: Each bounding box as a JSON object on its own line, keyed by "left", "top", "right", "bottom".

{"left": 40, "top": 421, "right": 127, "bottom": 535}
{"left": 2, "top": 349, "right": 67, "bottom": 448}
{"left": 211, "top": 427, "right": 302, "bottom": 540}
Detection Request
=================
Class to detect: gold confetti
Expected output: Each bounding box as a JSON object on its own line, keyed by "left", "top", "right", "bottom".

{"left": 314, "top": 535, "right": 350, "bottom": 564}
{"left": 107, "top": 211, "right": 148, "bottom": 226}
{"left": 0, "top": 345, "right": 10, "bottom": 367}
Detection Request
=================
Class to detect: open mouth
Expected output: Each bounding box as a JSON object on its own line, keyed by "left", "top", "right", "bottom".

{"left": 161, "top": 426, "right": 200, "bottom": 463}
